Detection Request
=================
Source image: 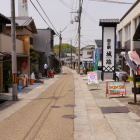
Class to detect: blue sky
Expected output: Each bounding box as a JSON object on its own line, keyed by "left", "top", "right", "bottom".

{"left": 0, "top": 0, "right": 137, "bottom": 48}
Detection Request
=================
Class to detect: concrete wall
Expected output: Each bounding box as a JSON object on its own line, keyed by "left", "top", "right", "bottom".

{"left": 33, "top": 29, "right": 54, "bottom": 71}
{"left": 117, "top": 1, "right": 140, "bottom": 50}
{"left": 0, "top": 33, "right": 24, "bottom": 53}
{"left": 82, "top": 49, "right": 92, "bottom": 59}
{"left": 6, "top": 25, "right": 34, "bottom": 38}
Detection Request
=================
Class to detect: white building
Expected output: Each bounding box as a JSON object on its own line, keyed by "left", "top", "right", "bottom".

{"left": 117, "top": 0, "right": 140, "bottom": 74}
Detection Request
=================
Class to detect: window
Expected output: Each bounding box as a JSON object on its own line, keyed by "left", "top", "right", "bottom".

{"left": 125, "top": 24, "right": 131, "bottom": 41}
{"left": 119, "top": 30, "right": 122, "bottom": 42}
{"left": 135, "top": 16, "right": 140, "bottom": 29}
{"left": 118, "top": 30, "right": 122, "bottom": 48}
{"left": 87, "top": 52, "right": 91, "bottom": 55}
{"left": 0, "top": 25, "right": 2, "bottom": 33}
{"left": 30, "top": 37, "right": 33, "bottom": 45}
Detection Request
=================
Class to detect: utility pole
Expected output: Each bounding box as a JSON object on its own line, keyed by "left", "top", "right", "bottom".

{"left": 71, "top": 40, "right": 72, "bottom": 68}
{"left": 78, "top": 0, "right": 82, "bottom": 74}
{"left": 11, "top": 0, "right": 18, "bottom": 101}
{"left": 59, "top": 31, "right": 62, "bottom": 68}
{"left": 59, "top": 32, "right": 62, "bottom": 59}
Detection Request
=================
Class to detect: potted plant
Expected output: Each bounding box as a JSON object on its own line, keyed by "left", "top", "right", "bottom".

{"left": 7, "top": 76, "right": 12, "bottom": 93}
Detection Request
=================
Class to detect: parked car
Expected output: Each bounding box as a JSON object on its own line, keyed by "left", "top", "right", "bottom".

{"left": 115, "top": 67, "right": 128, "bottom": 81}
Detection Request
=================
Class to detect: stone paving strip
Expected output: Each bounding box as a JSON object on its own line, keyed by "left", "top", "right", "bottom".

{"left": 72, "top": 71, "right": 117, "bottom": 140}
{"left": 0, "top": 76, "right": 61, "bottom": 123}
{"left": 73, "top": 70, "right": 140, "bottom": 140}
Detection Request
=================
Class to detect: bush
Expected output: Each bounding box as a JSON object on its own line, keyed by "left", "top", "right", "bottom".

{"left": 53, "top": 67, "right": 61, "bottom": 74}
{"left": 85, "top": 66, "right": 94, "bottom": 74}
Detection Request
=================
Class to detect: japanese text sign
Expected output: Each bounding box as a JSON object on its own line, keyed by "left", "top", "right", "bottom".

{"left": 87, "top": 71, "right": 98, "bottom": 85}
{"left": 106, "top": 81, "right": 126, "bottom": 95}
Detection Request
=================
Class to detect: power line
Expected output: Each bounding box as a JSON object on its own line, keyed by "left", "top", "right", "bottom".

{"left": 90, "top": 0, "right": 133, "bottom": 4}
{"left": 82, "top": 8, "right": 98, "bottom": 24}
{"left": 59, "top": 0, "right": 76, "bottom": 10}
{"left": 30, "top": 0, "right": 52, "bottom": 28}
{"left": 36, "top": 0, "right": 59, "bottom": 36}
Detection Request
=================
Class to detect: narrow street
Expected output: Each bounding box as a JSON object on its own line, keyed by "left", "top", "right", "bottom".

{"left": 0, "top": 68, "right": 75, "bottom": 140}
{"left": 1, "top": 67, "right": 140, "bottom": 140}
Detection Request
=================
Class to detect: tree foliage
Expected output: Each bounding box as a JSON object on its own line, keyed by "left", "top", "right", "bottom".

{"left": 54, "top": 43, "right": 76, "bottom": 58}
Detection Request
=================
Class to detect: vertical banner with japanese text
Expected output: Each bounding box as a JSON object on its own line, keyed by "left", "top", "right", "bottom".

{"left": 103, "top": 27, "right": 115, "bottom": 72}
{"left": 18, "top": 0, "right": 28, "bottom": 16}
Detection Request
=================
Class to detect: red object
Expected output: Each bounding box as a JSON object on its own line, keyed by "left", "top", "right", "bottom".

{"left": 42, "top": 72, "right": 45, "bottom": 76}
{"left": 137, "top": 65, "right": 140, "bottom": 75}
{"left": 49, "top": 69, "right": 54, "bottom": 78}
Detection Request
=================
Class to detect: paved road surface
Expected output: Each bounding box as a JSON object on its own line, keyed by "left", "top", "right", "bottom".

{"left": 0, "top": 68, "right": 74, "bottom": 140}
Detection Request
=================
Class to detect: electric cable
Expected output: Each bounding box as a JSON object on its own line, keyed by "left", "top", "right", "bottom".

{"left": 90, "top": 0, "right": 133, "bottom": 4}
{"left": 36, "top": 0, "right": 59, "bottom": 36}
{"left": 30, "top": 0, "right": 52, "bottom": 29}
{"left": 59, "top": 0, "right": 76, "bottom": 10}
{"left": 82, "top": 8, "right": 98, "bottom": 24}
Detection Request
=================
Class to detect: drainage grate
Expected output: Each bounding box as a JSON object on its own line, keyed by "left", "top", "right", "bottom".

{"left": 101, "top": 106, "right": 130, "bottom": 114}
{"left": 51, "top": 106, "right": 61, "bottom": 108}
{"left": 64, "top": 104, "right": 76, "bottom": 107}
{"left": 62, "top": 115, "right": 77, "bottom": 119}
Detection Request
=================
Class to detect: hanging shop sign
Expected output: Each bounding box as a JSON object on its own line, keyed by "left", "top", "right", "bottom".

{"left": 21, "top": 61, "right": 28, "bottom": 69}
{"left": 103, "top": 27, "right": 115, "bottom": 72}
{"left": 106, "top": 81, "right": 126, "bottom": 96}
{"left": 87, "top": 71, "right": 98, "bottom": 85}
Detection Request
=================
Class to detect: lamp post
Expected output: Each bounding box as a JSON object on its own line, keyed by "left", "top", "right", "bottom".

{"left": 11, "top": 0, "right": 18, "bottom": 101}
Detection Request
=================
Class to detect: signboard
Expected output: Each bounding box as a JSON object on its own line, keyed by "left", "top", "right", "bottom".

{"left": 106, "top": 81, "right": 126, "bottom": 96}
{"left": 103, "top": 27, "right": 115, "bottom": 72}
{"left": 18, "top": 0, "right": 28, "bottom": 16}
{"left": 87, "top": 71, "right": 98, "bottom": 85}
{"left": 21, "top": 61, "right": 28, "bottom": 69}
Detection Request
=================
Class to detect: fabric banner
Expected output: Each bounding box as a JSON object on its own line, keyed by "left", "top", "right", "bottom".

{"left": 93, "top": 49, "right": 98, "bottom": 71}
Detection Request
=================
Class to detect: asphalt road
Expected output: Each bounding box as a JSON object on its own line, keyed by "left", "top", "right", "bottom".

{"left": 0, "top": 69, "right": 75, "bottom": 140}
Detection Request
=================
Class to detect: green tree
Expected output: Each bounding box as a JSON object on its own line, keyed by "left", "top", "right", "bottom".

{"left": 54, "top": 43, "right": 77, "bottom": 58}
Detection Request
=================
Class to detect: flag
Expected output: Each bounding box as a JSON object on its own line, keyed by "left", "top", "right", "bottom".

{"left": 93, "top": 49, "right": 98, "bottom": 71}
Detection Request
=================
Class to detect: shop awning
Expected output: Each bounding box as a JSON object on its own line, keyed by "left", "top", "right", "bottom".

{"left": 133, "top": 23, "right": 140, "bottom": 41}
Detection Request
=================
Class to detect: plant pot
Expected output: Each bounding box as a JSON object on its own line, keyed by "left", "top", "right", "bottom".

{"left": 18, "top": 85, "right": 22, "bottom": 90}
{"left": 8, "top": 87, "right": 12, "bottom": 93}
{"left": 30, "top": 79, "right": 34, "bottom": 85}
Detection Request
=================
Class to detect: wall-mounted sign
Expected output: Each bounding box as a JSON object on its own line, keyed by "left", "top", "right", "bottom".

{"left": 103, "top": 27, "right": 115, "bottom": 72}
{"left": 106, "top": 81, "right": 126, "bottom": 96}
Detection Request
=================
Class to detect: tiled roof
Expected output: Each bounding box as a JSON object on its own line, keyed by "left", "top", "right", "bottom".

{"left": 15, "top": 16, "right": 33, "bottom": 26}
{"left": 7, "top": 16, "right": 37, "bottom": 34}
{"left": 99, "top": 19, "right": 120, "bottom": 26}
{"left": 81, "top": 45, "right": 95, "bottom": 50}
{"left": 95, "top": 40, "right": 102, "bottom": 47}
{"left": 0, "top": 13, "right": 11, "bottom": 23}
